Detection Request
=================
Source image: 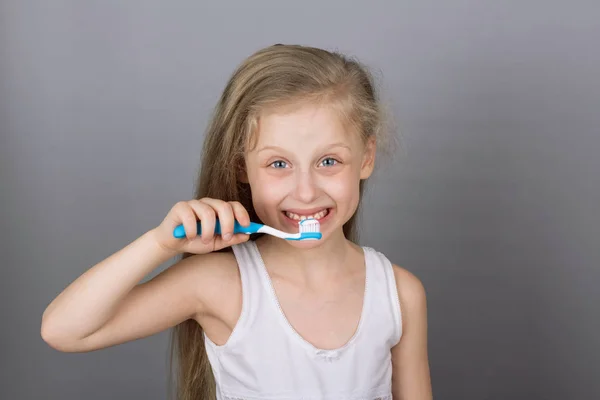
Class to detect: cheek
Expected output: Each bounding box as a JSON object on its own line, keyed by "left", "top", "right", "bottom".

{"left": 325, "top": 169, "right": 361, "bottom": 204}
{"left": 249, "top": 173, "right": 289, "bottom": 206}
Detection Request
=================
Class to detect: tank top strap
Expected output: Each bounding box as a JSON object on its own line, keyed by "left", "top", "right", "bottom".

{"left": 361, "top": 246, "right": 403, "bottom": 347}
{"left": 219, "top": 240, "right": 268, "bottom": 347}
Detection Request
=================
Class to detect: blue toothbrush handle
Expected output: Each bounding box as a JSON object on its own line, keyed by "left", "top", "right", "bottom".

{"left": 173, "top": 220, "right": 262, "bottom": 239}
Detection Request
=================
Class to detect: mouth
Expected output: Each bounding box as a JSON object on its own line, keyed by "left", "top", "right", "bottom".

{"left": 282, "top": 208, "right": 331, "bottom": 222}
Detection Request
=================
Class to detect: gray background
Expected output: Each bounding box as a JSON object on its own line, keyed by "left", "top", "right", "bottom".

{"left": 1, "top": 1, "right": 599, "bottom": 399}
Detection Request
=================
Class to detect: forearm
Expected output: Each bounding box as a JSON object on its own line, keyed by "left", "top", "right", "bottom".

{"left": 41, "top": 229, "right": 177, "bottom": 341}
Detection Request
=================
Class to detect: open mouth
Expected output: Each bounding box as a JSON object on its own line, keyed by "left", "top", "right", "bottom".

{"left": 282, "top": 208, "right": 331, "bottom": 221}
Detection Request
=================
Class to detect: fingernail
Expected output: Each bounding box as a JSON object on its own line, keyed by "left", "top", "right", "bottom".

{"left": 223, "top": 233, "right": 232, "bottom": 241}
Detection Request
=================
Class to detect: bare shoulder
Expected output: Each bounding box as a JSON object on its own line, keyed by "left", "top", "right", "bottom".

{"left": 175, "top": 250, "right": 241, "bottom": 317}
{"left": 179, "top": 250, "right": 239, "bottom": 284}
{"left": 391, "top": 264, "right": 427, "bottom": 316}
{"left": 391, "top": 264, "right": 427, "bottom": 299}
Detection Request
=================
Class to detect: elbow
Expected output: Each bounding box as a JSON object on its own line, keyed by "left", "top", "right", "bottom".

{"left": 40, "top": 319, "right": 66, "bottom": 351}
{"left": 41, "top": 315, "right": 83, "bottom": 353}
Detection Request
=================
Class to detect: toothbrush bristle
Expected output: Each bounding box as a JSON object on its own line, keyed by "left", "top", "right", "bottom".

{"left": 298, "top": 218, "right": 321, "bottom": 233}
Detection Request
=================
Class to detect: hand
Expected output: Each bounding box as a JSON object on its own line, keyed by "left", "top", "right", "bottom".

{"left": 152, "top": 198, "right": 251, "bottom": 255}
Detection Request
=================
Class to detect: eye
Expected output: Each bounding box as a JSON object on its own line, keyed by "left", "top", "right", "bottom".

{"left": 320, "top": 157, "right": 338, "bottom": 167}
{"left": 270, "top": 160, "right": 288, "bottom": 169}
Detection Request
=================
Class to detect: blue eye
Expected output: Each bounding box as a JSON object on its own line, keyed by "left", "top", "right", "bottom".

{"left": 320, "top": 157, "right": 338, "bottom": 167}
{"left": 270, "top": 160, "right": 288, "bottom": 169}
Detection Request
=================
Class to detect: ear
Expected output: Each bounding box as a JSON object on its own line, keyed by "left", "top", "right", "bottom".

{"left": 360, "top": 136, "right": 376, "bottom": 179}
{"left": 235, "top": 155, "right": 249, "bottom": 183}
{"left": 238, "top": 167, "right": 249, "bottom": 183}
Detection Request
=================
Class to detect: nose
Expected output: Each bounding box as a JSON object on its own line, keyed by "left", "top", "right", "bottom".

{"left": 293, "top": 170, "right": 319, "bottom": 203}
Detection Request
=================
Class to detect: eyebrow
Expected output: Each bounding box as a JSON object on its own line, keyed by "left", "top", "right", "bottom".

{"left": 256, "top": 143, "right": 352, "bottom": 154}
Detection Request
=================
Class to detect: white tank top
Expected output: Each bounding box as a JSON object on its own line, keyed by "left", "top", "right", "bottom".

{"left": 204, "top": 240, "right": 403, "bottom": 400}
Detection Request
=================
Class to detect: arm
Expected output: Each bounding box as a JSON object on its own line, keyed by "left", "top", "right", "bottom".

{"left": 391, "top": 265, "right": 433, "bottom": 400}
{"left": 40, "top": 199, "right": 250, "bottom": 352}
{"left": 41, "top": 230, "right": 231, "bottom": 352}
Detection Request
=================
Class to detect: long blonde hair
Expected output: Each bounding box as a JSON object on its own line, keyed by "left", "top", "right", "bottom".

{"left": 169, "top": 43, "right": 389, "bottom": 400}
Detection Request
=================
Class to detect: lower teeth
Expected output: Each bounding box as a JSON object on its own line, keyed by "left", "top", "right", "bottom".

{"left": 286, "top": 209, "right": 328, "bottom": 220}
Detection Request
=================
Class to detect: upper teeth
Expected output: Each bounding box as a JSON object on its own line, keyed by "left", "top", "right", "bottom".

{"left": 285, "top": 209, "right": 328, "bottom": 220}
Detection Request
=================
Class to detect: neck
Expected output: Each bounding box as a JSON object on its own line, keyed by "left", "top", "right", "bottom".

{"left": 255, "top": 228, "right": 361, "bottom": 282}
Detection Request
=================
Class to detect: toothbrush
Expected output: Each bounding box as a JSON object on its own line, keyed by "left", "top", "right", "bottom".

{"left": 172, "top": 218, "right": 322, "bottom": 241}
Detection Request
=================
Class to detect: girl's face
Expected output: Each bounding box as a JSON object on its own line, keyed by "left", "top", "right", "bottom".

{"left": 243, "top": 102, "right": 376, "bottom": 246}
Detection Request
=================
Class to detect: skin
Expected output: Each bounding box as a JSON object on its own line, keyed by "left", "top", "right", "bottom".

{"left": 40, "top": 102, "right": 432, "bottom": 399}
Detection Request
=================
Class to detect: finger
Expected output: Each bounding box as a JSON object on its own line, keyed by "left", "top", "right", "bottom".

{"left": 213, "top": 233, "right": 249, "bottom": 251}
{"left": 217, "top": 202, "right": 235, "bottom": 241}
{"left": 176, "top": 202, "right": 199, "bottom": 240}
{"left": 200, "top": 198, "right": 235, "bottom": 241}
{"left": 189, "top": 199, "right": 216, "bottom": 243}
{"left": 229, "top": 201, "right": 251, "bottom": 227}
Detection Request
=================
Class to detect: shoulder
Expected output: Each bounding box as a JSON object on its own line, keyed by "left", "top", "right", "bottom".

{"left": 364, "top": 245, "right": 427, "bottom": 306}
{"left": 171, "top": 249, "right": 242, "bottom": 316}
{"left": 391, "top": 264, "right": 427, "bottom": 308}
{"left": 390, "top": 263, "right": 428, "bottom": 338}
{"left": 178, "top": 249, "right": 240, "bottom": 282}
{"left": 363, "top": 246, "right": 427, "bottom": 321}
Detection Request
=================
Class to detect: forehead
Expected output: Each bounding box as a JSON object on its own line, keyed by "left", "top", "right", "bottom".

{"left": 251, "top": 102, "right": 361, "bottom": 151}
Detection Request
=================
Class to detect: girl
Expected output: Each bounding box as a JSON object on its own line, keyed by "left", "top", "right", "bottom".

{"left": 41, "top": 44, "right": 432, "bottom": 400}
